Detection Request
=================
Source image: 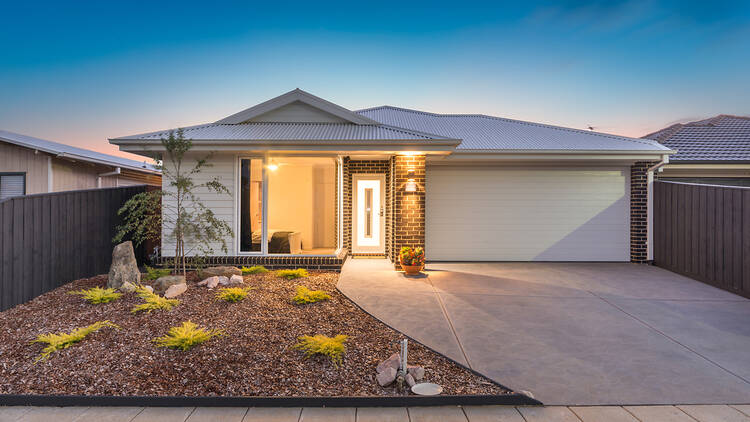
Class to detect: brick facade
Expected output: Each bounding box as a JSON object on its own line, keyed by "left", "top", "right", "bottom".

{"left": 630, "top": 161, "right": 658, "bottom": 263}
{"left": 342, "top": 158, "right": 392, "bottom": 257}
{"left": 391, "top": 155, "right": 426, "bottom": 267}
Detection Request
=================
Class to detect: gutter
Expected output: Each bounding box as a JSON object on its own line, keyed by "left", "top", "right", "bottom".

{"left": 647, "top": 155, "right": 670, "bottom": 261}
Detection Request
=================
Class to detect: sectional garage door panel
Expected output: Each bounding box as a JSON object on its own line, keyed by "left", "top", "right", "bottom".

{"left": 426, "top": 166, "right": 630, "bottom": 261}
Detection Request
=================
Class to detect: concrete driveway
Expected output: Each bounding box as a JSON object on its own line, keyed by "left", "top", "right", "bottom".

{"left": 337, "top": 260, "right": 750, "bottom": 405}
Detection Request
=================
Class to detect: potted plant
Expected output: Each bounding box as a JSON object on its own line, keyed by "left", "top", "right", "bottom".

{"left": 399, "top": 246, "right": 425, "bottom": 275}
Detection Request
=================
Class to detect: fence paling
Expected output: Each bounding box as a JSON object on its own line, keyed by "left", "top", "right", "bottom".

{"left": 0, "top": 186, "right": 147, "bottom": 311}
{"left": 653, "top": 180, "right": 750, "bottom": 298}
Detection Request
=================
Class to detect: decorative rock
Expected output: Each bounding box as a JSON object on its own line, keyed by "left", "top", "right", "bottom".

{"left": 164, "top": 283, "right": 187, "bottom": 298}
{"left": 153, "top": 275, "right": 186, "bottom": 295}
{"left": 405, "top": 373, "right": 416, "bottom": 388}
{"left": 197, "top": 276, "right": 221, "bottom": 289}
{"left": 376, "top": 367, "right": 397, "bottom": 387}
{"left": 376, "top": 353, "right": 401, "bottom": 374}
{"left": 229, "top": 274, "right": 244, "bottom": 285}
{"left": 217, "top": 276, "right": 230, "bottom": 286}
{"left": 407, "top": 365, "right": 425, "bottom": 381}
{"left": 107, "top": 241, "right": 141, "bottom": 289}
{"left": 119, "top": 281, "right": 137, "bottom": 293}
{"left": 143, "top": 286, "right": 154, "bottom": 293}
{"left": 197, "top": 266, "right": 241, "bottom": 279}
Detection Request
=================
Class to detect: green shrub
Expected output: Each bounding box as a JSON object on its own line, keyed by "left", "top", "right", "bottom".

{"left": 131, "top": 285, "right": 179, "bottom": 313}
{"left": 32, "top": 320, "right": 119, "bottom": 362}
{"left": 216, "top": 287, "right": 251, "bottom": 303}
{"left": 276, "top": 268, "right": 309, "bottom": 279}
{"left": 154, "top": 321, "right": 224, "bottom": 351}
{"left": 69, "top": 287, "right": 122, "bottom": 304}
{"left": 241, "top": 265, "right": 268, "bottom": 275}
{"left": 292, "top": 286, "right": 331, "bottom": 304}
{"left": 144, "top": 265, "right": 171, "bottom": 281}
{"left": 294, "top": 334, "right": 348, "bottom": 367}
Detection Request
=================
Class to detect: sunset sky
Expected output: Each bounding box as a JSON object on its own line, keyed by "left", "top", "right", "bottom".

{"left": 1, "top": 0, "right": 748, "bottom": 160}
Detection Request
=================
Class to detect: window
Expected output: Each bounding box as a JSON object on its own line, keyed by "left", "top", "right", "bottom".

{"left": 0, "top": 173, "right": 25, "bottom": 200}
{"left": 239, "top": 157, "right": 336, "bottom": 255}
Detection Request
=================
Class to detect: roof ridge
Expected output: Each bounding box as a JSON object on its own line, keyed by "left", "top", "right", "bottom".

{"left": 358, "top": 105, "right": 664, "bottom": 148}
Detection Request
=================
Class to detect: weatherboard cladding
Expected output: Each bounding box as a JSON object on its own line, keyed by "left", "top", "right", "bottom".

{"left": 115, "top": 122, "right": 450, "bottom": 142}
{"left": 643, "top": 115, "right": 750, "bottom": 162}
{"left": 356, "top": 106, "right": 670, "bottom": 151}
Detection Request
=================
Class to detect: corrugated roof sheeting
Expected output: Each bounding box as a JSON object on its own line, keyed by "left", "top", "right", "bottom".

{"left": 0, "top": 129, "right": 159, "bottom": 172}
{"left": 643, "top": 115, "right": 750, "bottom": 161}
{"left": 357, "top": 106, "right": 670, "bottom": 151}
{"left": 116, "top": 122, "right": 449, "bottom": 142}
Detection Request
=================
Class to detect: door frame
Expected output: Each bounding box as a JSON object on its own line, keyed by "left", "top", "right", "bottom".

{"left": 352, "top": 173, "right": 386, "bottom": 254}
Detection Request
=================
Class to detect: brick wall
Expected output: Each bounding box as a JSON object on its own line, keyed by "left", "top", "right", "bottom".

{"left": 342, "top": 158, "right": 391, "bottom": 256}
{"left": 391, "top": 155, "right": 426, "bottom": 267}
{"left": 631, "top": 161, "right": 658, "bottom": 263}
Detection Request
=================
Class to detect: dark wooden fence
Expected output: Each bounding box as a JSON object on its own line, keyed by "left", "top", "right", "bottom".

{"left": 0, "top": 186, "right": 147, "bottom": 311}
{"left": 654, "top": 180, "right": 750, "bottom": 298}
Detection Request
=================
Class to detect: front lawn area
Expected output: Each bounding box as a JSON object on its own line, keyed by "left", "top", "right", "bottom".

{"left": 0, "top": 270, "right": 509, "bottom": 397}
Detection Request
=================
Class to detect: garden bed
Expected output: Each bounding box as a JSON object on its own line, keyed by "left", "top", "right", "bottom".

{"left": 0, "top": 270, "right": 513, "bottom": 398}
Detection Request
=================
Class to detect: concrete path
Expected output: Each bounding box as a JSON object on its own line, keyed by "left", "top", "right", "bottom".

{"left": 337, "top": 259, "right": 750, "bottom": 405}
{"left": 2, "top": 405, "right": 750, "bottom": 422}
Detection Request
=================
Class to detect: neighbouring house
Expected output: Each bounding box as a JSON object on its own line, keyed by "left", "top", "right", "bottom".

{"left": 643, "top": 115, "right": 750, "bottom": 186}
{"left": 0, "top": 130, "right": 161, "bottom": 199}
{"left": 110, "top": 89, "right": 673, "bottom": 269}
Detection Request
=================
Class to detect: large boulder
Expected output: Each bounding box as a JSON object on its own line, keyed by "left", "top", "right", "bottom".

{"left": 164, "top": 283, "right": 187, "bottom": 298}
{"left": 197, "top": 266, "right": 242, "bottom": 279}
{"left": 107, "top": 241, "right": 141, "bottom": 289}
{"left": 153, "top": 275, "right": 186, "bottom": 295}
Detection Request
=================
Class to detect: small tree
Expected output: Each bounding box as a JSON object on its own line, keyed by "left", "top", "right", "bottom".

{"left": 115, "top": 129, "right": 233, "bottom": 275}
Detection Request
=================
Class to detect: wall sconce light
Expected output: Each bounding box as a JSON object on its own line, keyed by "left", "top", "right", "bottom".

{"left": 405, "top": 169, "right": 417, "bottom": 192}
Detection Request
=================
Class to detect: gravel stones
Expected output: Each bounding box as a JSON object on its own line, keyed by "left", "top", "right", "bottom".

{"left": 107, "top": 241, "right": 140, "bottom": 289}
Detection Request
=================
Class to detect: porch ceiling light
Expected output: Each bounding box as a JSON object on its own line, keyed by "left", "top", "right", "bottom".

{"left": 267, "top": 161, "right": 279, "bottom": 171}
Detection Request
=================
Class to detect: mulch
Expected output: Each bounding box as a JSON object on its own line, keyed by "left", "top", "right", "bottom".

{"left": 0, "top": 270, "right": 511, "bottom": 397}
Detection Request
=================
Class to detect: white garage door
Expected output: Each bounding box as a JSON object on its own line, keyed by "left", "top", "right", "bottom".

{"left": 426, "top": 166, "right": 630, "bottom": 261}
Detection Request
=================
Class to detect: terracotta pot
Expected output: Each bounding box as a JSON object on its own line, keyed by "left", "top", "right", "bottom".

{"left": 400, "top": 258, "right": 424, "bottom": 275}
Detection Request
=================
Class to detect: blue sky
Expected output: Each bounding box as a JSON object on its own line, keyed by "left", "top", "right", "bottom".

{"left": 1, "top": 0, "right": 748, "bottom": 159}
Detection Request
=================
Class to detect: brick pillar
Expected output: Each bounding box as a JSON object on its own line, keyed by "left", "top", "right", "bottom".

{"left": 630, "top": 161, "right": 658, "bottom": 263}
{"left": 392, "top": 155, "right": 426, "bottom": 268}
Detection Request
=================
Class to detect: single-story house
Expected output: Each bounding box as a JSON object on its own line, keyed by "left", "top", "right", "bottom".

{"left": 110, "top": 89, "right": 673, "bottom": 269}
{"left": 0, "top": 130, "right": 161, "bottom": 199}
{"left": 643, "top": 115, "right": 750, "bottom": 186}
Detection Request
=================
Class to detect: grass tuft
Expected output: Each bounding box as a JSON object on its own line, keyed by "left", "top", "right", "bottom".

{"left": 144, "top": 266, "right": 171, "bottom": 281}
{"left": 216, "top": 287, "right": 251, "bottom": 303}
{"left": 292, "top": 286, "right": 331, "bottom": 305}
{"left": 69, "top": 287, "right": 122, "bottom": 304}
{"left": 131, "top": 285, "right": 179, "bottom": 313}
{"left": 241, "top": 265, "right": 268, "bottom": 275}
{"left": 293, "top": 334, "right": 348, "bottom": 367}
{"left": 154, "top": 321, "right": 224, "bottom": 351}
{"left": 32, "top": 321, "right": 119, "bottom": 362}
{"left": 276, "top": 268, "right": 309, "bottom": 280}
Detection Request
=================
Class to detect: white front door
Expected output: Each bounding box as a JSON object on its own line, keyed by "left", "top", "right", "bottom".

{"left": 352, "top": 174, "right": 385, "bottom": 254}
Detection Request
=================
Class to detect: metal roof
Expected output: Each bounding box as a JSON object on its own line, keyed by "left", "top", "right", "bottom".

{"left": 642, "top": 115, "right": 750, "bottom": 162}
{"left": 0, "top": 129, "right": 159, "bottom": 173}
{"left": 357, "top": 106, "right": 671, "bottom": 152}
{"left": 112, "top": 122, "right": 456, "bottom": 143}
